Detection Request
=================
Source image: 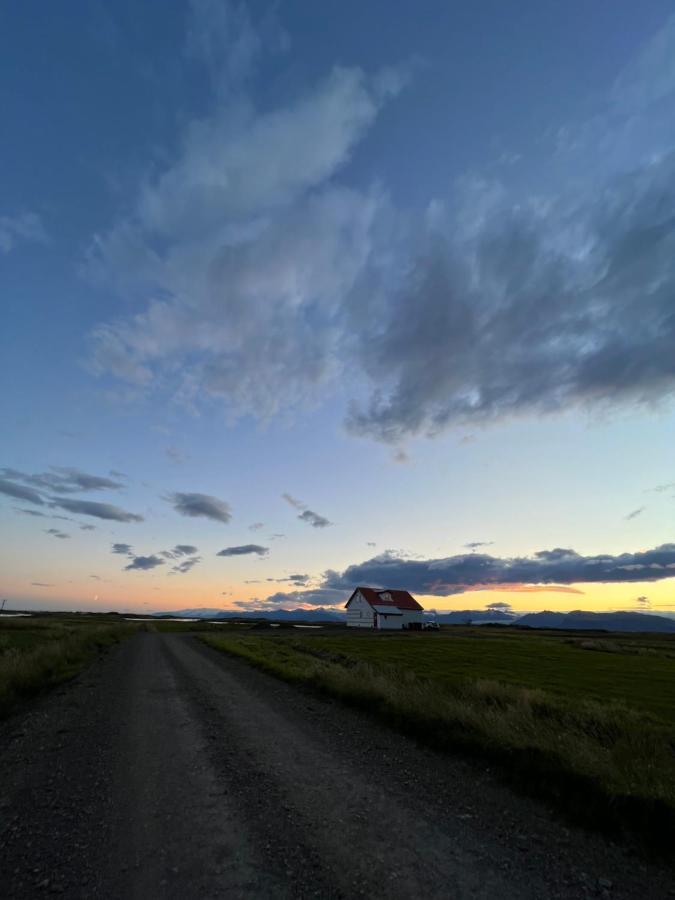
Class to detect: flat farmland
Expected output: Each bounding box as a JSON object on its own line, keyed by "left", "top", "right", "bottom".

{"left": 272, "top": 627, "right": 675, "bottom": 723}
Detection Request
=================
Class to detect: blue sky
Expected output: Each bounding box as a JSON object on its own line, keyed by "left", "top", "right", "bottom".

{"left": 1, "top": 1, "right": 675, "bottom": 615}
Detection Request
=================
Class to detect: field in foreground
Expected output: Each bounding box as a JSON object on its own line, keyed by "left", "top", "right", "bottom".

{"left": 201, "top": 625, "right": 675, "bottom": 849}
{"left": 0, "top": 614, "right": 136, "bottom": 716}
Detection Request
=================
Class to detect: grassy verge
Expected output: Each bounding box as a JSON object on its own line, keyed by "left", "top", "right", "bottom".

{"left": 201, "top": 630, "right": 675, "bottom": 854}
{"left": 0, "top": 616, "right": 137, "bottom": 717}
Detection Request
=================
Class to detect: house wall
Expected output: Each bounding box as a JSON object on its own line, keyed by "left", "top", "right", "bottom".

{"left": 346, "top": 591, "right": 376, "bottom": 628}
{"left": 378, "top": 610, "right": 424, "bottom": 630}
{"left": 376, "top": 612, "right": 402, "bottom": 630}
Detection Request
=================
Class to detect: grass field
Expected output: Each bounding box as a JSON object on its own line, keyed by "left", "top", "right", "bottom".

{"left": 201, "top": 625, "right": 675, "bottom": 850}
{"left": 0, "top": 614, "right": 137, "bottom": 716}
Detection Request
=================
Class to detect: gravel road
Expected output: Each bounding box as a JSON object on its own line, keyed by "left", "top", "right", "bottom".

{"left": 1, "top": 632, "right": 673, "bottom": 899}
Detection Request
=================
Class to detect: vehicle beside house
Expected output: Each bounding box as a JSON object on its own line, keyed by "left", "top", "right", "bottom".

{"left": 345, "top": 587, "right": 424, "bottom": 630}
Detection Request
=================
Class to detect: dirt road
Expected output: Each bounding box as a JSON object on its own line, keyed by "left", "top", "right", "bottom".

{"left": 1, "top": 632, "right": 673, "bottom": 898}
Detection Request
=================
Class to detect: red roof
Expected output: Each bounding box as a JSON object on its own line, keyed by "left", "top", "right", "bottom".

{"left": 345, "top": 587, "right": 423, "bottom": 611}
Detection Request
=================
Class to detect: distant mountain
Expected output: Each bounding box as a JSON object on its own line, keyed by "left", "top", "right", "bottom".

{"left": 432, "top": 610, "right": 516, "bottom": 625}
{"left": 153, "top": 607, "right": 345, "bottom": 623}
{"left": 516, "top": 609, "right": 675, "bottom": 633}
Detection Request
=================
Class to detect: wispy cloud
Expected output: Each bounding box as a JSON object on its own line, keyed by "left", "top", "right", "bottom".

{"left": 649, "top": 482, "right": 675, "bottom": 493}
{"left": 165, "top": 446, "right": 190, "bottom": 464}
{"left": 0, "top": 479, "right": 45, "bottom": 505}
{"left": 282, "top": 493, "right": 304, "bottom": 510}
{"left": 625, "top": 507, "right": 645, "bottom": 520}
{"left": 160, "top": 544, "right": 199, "bottom": 559}
{"left": 0, "top": 211, "right": 46, "bottom": 254}
{"left": 50, "top": 498, "right": 143, "bottom": 522}
{"left": 44, "top": 528, "right": 70, "bottom": 540}
{"left": 282, "top": 493, "right": 331, "bottom": 528}
{"left": 1, "top": 466, "right": 123, "bottom": 494}
{"left": 172, "top": 556, "right": 201, "bottom": 574}
{"left": 83, "top": 12, "right": 675, "bottom": 443}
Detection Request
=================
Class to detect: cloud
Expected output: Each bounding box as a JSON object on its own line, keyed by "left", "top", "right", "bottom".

{"left": 44, "top": 528, "right": 70, "bottom": 539}
{"left": 282, "top": 493, "right": 331, "bottom": 528}
{"left": 169, "top": 492, "right": 232, "bottom": 523}
{"left": 217, "top": 544, "right": 268, "bottom": 557}
{"left": 282, "top": 493, "right": 304, "bottom": 510}
{"left": 83, "top": 0, "right": 405, "bottom": 425}
{"left": 14, "top": 507, "right": 49, "bottom": 517}
{"left": 288, "top": 573, "right": 310, "bottom": 585}
{"left": 266, "top": 573, "right": 311, "bottom": 586}
{"left": 625, "top": 507, "right": 646, "bottom": 520}
{"left": 1, "top": 466, "right": 123, "bottom": 494}
{"left": 174, "top": 544, "right": 198, "bottom": 555}
{"left": 323, "top": 544, "right": 675, "bottom": 596}
{"left": 0, "top": 479, "right": 45, "bottom": 505}
{"left": 172, "top": 556, "right": 201, "bottom": 574}
{"left": 0, "top": 211, "right": 46, "bottom": 254}
{"left": 125, "top": 555, "right": 165, "bottom": 571}
{"left": 392, "top": 449, "right": 410, "bottom": 464}
{"left": 254, "top": 587, "right": 345, "bottom": 607}
{"left": 185, "top": 0, "right": 286, "bottom": 88}
{"left": 160, "top": 543, "right": 199, "bottom": 559}
{"left": 50, "top": 498, "right": 143, "bottom": 522}
{"left": 298, "top": 509, "right": 331, "bottom": 528}
{"left": 166, "top": 446, "right": 189, "bottom": 464}
{"left": 112, "top": 542, "right": 134, "bottom": 555}
{"left": 650, "top": 482, "right": 675, "bottom": 493}
{"left": 485, "top": 600, "right": 513, "bottom": 612}
{"left": 83, "top": 13, "right": 675, "bottom": 443}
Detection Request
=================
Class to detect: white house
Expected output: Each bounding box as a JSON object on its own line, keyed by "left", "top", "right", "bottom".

{"left": 345, "top": 587, "right": 424, "bottom": 630}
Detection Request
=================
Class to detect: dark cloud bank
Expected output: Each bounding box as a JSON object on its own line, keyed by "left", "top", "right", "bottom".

{"left": 322, "top": 545, "right": 675, "bottom": 596}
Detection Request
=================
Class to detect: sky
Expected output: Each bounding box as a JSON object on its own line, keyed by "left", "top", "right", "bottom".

{"left": 1, "top": 0, "right": 674, "bottom": 617}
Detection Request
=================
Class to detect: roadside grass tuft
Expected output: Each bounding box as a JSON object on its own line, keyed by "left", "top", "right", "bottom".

{"left": 201, "top": 631, "right": 675, "bottom": 854}
{"left": 0, "top": 618, "right": 137, "bottom": 716}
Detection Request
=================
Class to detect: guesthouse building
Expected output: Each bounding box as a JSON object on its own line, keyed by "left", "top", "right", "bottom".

{"left": 345, "top": 587, "right": 424, "bottom": 630}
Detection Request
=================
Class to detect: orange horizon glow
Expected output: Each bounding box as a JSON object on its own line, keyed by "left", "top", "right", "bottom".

{"left": 5, "top": 576, "right": 675, "bottom": 617}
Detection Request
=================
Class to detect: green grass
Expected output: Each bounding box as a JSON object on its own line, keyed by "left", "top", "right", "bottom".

{"left": 0, "top": 614, "right": 137, "bottom": 716}
{"left": 200, "top": 627, "right": 675, "bottom": 851}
